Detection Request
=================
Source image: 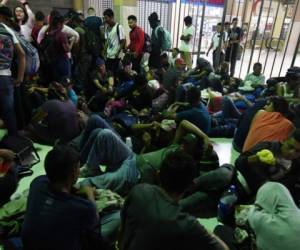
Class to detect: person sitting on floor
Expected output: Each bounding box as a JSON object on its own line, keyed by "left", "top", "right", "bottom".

{"left": 163, "top": 86, "right": 211, "bottom": 134}
{"left": 243, "top": 96, "right": 294, "bottom": 152}
{"left": 22, "top": 145, "right": 101, "bottom": 250}
{"left": 238, "top": 62, "right": 265, "bottom": 93}
{"left": 119, "top": 151, "right": 229, "bottom": 250}
{"left": 27, "top": 82, "right": 80, "bottom": 145}
{"left": 234, "top": 129, "right": 300, "bottom": 203}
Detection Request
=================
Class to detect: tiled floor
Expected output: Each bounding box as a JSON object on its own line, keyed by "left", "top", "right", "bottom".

{"left": 1, "top": 129, "right": 239, "bottom": 233}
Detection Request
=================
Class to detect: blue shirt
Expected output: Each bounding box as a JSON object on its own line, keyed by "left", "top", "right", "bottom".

{"left": 22, "top": 176, "right": 98, "bottom": 250}
{"left": 176, "top": 102, "right": 211, "bottom": 134}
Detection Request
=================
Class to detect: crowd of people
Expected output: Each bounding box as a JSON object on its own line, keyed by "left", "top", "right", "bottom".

{"left": 0, "top": 0, "right": 300, "bottom": 249}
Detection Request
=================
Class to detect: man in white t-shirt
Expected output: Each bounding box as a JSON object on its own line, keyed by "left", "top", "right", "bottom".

{"left": 206, "top": 23, "right": 228, "bottom": 70}
{"left": 103, "top": 8, "right": 126, "bottom": 76}
{"left": 0, "top": 5, "right": 25, "bottom": 135}
{"left": 179, "top": 16, "right": 195, "bottom": 70}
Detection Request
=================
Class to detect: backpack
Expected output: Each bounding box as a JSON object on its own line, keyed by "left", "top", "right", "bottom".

{"left": 143, "top": 33, "right": 152, "bottom": 53}
{"left": 14, "top": 32, "right": 40, "bottom": 75}
{"left": 0, "top": 24, "right": 14, "bottom": 71}
{"left": 155, "top": 26, "right": 172, "bottom": 51}
{"left": 84, "top": 26, "right": 102, "bottom": 57}
{"left": 0, "top": 135, "right": 40, "bottom": 168}
{"left": 39, "top": 30, "right": 60, "bottom": 66}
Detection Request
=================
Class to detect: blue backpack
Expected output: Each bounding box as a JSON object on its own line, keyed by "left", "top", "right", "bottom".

{"left": 0, "top": 24, "right": 14, "bottom": 71}
{"left": 14, "top": 32, "right": 40, "bottom": 75}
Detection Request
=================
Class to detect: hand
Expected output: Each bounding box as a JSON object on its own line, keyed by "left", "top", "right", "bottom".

{"left": 77, "top": 186, "right": 96, "bottom": 198}
{"left": 142, "top": 132, "right": 152, "bottom": 146}
{"left": 151, "top": 121, "right": 161, "bottom": 130}
{"left": 14, "top": 79, "right": 22, "bottom": 87}
{"left": 18, "top": 0, "right": 27, "bottom": 4}
{"left": 27, "top": 86, "right": 36, "bottom": 94}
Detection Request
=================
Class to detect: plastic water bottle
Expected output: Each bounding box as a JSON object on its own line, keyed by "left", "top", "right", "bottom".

{"left": 217, "top": 185, "right": 238, "bottom": 223}
{"left": 125, "top": 137, "right": 133, "bottom": 150}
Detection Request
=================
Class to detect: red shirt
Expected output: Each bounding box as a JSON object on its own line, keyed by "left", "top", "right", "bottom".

{"left": 128, "top": 26, "right": 145, "bottom": 56}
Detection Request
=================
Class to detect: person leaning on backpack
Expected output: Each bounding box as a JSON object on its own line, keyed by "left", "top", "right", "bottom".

{"left": 0, "top": 5, "right": 25, "bottom": 136}
{"left": 127, "top": 15, "right": 145, "bottom": 73}
{"left": 103, "top": 8, "right": 126, "bottom": 76}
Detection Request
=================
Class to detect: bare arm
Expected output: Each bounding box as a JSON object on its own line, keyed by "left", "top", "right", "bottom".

{"left": 14, "top": 43, "right": 26, "bottom": 85}
{"left": 0, "top": 0, "right": 8, "bottom": 5}
{"left": 173, "top": 120, "right": 210, "bottom": 144}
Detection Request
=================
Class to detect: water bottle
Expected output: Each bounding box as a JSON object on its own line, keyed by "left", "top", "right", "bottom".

{"left": 125, "top": 137, "right": 133, "bottom": 150}
{"left": 217, "top": 185, "right": 238, "bottom": 223}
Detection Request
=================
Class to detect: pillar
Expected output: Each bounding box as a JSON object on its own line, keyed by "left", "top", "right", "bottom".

{"left": 73, "top": 0, "right": 84, "bottom": 13}
{"left": 282, "top": 1, "right": 300, "bottom": 69}
{"left": 113, "top": 0, "right": 138, "bottom": 40}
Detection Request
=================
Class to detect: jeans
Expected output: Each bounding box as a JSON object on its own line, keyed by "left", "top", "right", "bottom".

{"left": 180, "top": 165, "right": 234, "bottom": 214}
{"left": 0, "top": 76, "right": 17, "bottom": 135}
{"left": 80, "top": 114, "right": 117, "bottom": 151}
{"left": 101, "top": 211, "right": 121, "bottom": 245}
{"left": 82, "top": 128, "right": 132, "bottom": 172}
{"left": 212, "top": 49, "right": 224, "bottom": 71}
{"left": 225, "top": 45, "right": 239, "bottom": 77}
{"left": 209, "top": 97, "right": 241, "bottom": 138}
{"left": 80, "top": 154, "right": 139, "bottom": 195}
{"left": 53, "top": 56, "right": 71, "bottom": 81}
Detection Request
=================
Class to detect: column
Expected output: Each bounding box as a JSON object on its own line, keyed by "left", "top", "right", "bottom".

{"left": 283, "top": 1, "right": 300, "bottom": 69}
{"left": 113, "top": 0, "right": 138, "bottom": 40}
{"left": 73, "top": 0, "right": 84, "bottom": 13}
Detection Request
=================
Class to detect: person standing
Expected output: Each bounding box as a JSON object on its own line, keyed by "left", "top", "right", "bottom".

{"left": 206, "top": 23, "right": 227, "bottom": 71}
{"left": 225, "top": 18, "right": 243, "bottom": 77}
{"left": 148, "top": 12, "right": 164, "bottom": 69}
{"left": 0, "top": 5, "right": 25, "bottom": 135}
{"left": 127, "top": 15, "right": 145, "bottom": 73}
{"left": 179, "top": 16, "right": 195, "bottom": 70}
{"left": 103, "top": 8, "right": 126, "bottom": 76}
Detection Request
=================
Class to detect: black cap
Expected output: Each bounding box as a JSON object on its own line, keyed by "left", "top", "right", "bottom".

{"left": 0, "top": 5, "right": 13, "bottom": 18}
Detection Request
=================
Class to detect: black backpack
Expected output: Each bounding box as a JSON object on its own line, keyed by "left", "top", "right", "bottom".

{"left": 0, "top": 135, "right": 40, "bottom": 168}
{"left": 39, "top": 31, "right": 60, "bottom": 66}
{"left": 143, "top": 33, "right": 152, "bottom": 53}
{"left": 84, "top": 26, "right": 102, "bottom": 57}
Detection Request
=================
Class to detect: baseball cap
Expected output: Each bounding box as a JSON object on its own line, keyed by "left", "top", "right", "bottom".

{"left": 0, "top": 5, "right": 13, "bottom": 18}
{"left": 95, "top": 58, "right": 105, "bottom": 66}
{"left": 175, "top": 58, "right": 186, "bottom": 67}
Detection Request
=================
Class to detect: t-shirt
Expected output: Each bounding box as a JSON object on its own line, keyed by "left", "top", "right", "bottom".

{"left": 240, "top": 73, "right": 266, "bottom": 91}
{"left": 176, "top": 102, "right": 211, "bottom": 134}
{"left": 105, "top": 23, "right": 125, "bottom": 59}
{"left": 0, "top": 23, "right": 19, "bottom": 76}
{"left": 120, "top": 183, "right": 225, "bottom": 250}
{"left": 41, "top": 99, "right": 80, "bottom": 142}
{"left": 163, "top": 67, "right": 182, "bottom": 91}
{"left": 49, "top": 28, "right": 69, "bottom": 59}
{"left": 84, "top": 16, "right": 103, "bottom": 32}
{"left": 22, "top": 176, "right": 98, "bottom": 250}
{"left": 243, "top": 111, "right": 294, "bottom": 152}
{"left": 228, "top": 27, "right": 243, "bottom": 48}
{"left": 179, "top": 25, "right": 195, "bottom": 52}
{"left": 196, "top": 57, "right": 214, "bottom": 74}
{"left": 212, "top": 32, "right": 227, "bottom": 51}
